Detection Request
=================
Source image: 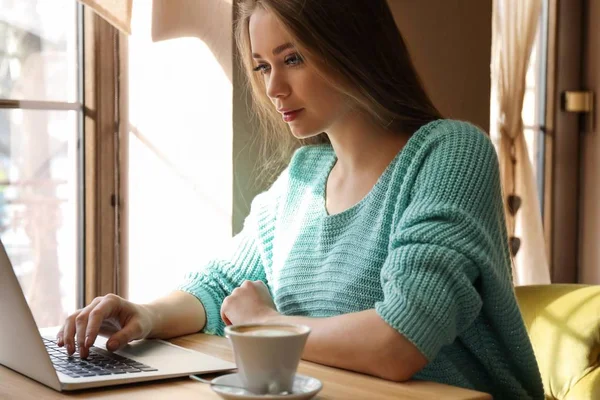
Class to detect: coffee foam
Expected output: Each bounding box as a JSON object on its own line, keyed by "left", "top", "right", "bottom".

{"left": 230, "top": 324, "right": 306, "bottom": 336}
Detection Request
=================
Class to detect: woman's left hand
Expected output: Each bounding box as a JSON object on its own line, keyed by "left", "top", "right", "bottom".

{"left": 220, "top": 280, "right": 280, "bottom": 326}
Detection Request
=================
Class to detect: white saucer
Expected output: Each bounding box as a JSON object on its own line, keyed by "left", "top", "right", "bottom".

{"left": 210, "top": 373, "right": 322, "bottom": 400}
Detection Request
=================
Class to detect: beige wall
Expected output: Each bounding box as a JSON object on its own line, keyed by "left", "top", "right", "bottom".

{"left": 578, "top": 0, "right": 600, "bottom": 283}
{"left": 388, "top": 0, "right": 492, "bottom": 132}
{"left": 232, "top": 1, "right": 494, "bottom": 232}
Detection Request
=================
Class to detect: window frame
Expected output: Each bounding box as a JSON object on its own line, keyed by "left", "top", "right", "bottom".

{"left": 0, "top": 2, "right": 88, "bottom": 310}
{"left": 0, "top": 3, "right": 127, "bottom": 307}
{"left": 83, "top": 6, "right": 126, "bottom": 304}
{"left": 543, "top": 0, "right": 584, "bottom": 282}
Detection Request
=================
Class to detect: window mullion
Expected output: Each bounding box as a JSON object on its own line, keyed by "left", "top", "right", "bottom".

{"left": 83, "top": 8, "right": 120, "bottom": 304}
{"left": 0, "top": 100, "right": 81, "bottom": 111}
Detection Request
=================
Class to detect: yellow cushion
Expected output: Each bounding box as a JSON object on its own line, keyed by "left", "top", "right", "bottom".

{"left": 515, "top": 285, "right": 600, "bottom": 400}
{"left": 563, "top": 367, "right": 600, "bottom": 400}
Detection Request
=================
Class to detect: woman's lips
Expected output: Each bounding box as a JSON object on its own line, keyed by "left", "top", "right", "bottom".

{"left": 282, "top": 109, "right": 304, "bottom": 122}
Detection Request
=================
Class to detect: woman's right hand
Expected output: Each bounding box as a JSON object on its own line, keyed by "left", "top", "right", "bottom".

{"left": 56, "top": 294, "right": 155, "bottom": 359}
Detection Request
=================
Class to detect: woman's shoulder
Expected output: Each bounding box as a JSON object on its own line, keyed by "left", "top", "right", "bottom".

{"left": 391, "top": 119, "right": 499, "bottom": 191}
{"left": 408, "top": 119, "right": 493, "bottom": 155}
{"left": 290, "top": 143, "right": 335, "bottom": 163}
{"left": 287, "top": 143, "right": 336, "bottom": 182}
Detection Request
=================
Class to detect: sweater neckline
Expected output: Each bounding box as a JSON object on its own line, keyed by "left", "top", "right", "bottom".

{"left": 318, "top": 149, "right": 399, "bottom": 222}
{"left": 317, "top": 119, "right": 444, "bottom": 222}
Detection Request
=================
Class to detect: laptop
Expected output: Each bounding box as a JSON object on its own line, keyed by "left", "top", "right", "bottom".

{"left": 0, "top": 239, "right": 236, "bottom": 391}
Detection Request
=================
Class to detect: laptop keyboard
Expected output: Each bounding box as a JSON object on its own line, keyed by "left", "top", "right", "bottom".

{"left": 43, "top": 338, "right": 158, "bottom": 378}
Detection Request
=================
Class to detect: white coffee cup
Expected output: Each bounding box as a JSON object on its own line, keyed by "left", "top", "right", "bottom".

{"left": 224, "top": 323, "right": 310, "bottom": 394}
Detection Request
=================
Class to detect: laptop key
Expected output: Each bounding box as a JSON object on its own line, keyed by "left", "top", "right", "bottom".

{"left": 88, "top": 360, "right": 109, "bottom": 365}
{"left": 45, "top": 337, "right": 158, "bottom": 375}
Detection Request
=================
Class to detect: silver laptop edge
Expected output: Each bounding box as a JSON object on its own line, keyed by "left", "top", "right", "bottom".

{"left": 0, "top": 239, "right": 235, "bottom": 391}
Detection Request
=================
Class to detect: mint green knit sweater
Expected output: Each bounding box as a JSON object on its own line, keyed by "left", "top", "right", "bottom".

{"left": 178, "top": 120, "right": 544, "bottom": 399}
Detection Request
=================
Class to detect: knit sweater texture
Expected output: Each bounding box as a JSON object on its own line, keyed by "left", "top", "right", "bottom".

{"left": 178, "top": 119, "right": 544, "bottom": 399}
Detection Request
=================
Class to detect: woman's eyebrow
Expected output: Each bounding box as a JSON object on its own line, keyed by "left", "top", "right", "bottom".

{"left": 252, "top": 42, "right": 295, "bottom": 58}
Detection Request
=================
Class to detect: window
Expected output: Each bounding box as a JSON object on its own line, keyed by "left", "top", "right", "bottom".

{"left": 523, "top": 40, "right": 540, "bottom": 178}
{"left": 522, "top": 0, "right": 549, "bottom": 214}
{"left": 126, "top": 2, "right": 233, "bottom": 303}
{"left": 0, "top": 0, "right": 82, "bottom": 328}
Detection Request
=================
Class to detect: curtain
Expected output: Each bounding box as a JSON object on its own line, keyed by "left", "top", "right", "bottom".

{"left": 491, "top": 0, "right": 551, "bottom": 285}
{"left": 77, "top": 0, "right": 133, "bottom": 34}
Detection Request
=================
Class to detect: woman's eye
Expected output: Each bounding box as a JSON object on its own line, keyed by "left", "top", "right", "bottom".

{"left": 285, "top": 53, "right": 304, "bottom": 66}
{"left": 252, "top": 64, "right": 270, "bottom": 75}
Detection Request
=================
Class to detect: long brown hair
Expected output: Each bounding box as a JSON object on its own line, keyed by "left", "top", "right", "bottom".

{"left": 235, "top": 0, "right": 442, "bottom": 176}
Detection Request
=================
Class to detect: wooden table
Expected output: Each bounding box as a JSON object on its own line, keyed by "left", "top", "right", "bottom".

{"left": 0, "top": 333, "right": 492, "bottom": 399}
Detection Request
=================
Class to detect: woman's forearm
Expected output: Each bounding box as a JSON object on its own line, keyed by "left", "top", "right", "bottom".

{"left": 143, "top": 291, "right": 428, "bottom": 381}
{"left": 145, "top": 291, "right": 207, "bottom": 339}
{"left": 265, "top": 309, "right": 428, "bottom": 381}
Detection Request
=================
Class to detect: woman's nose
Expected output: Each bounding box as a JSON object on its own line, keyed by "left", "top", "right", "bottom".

{"left": 266, "top": 70, "right": 290, "bottom": 100}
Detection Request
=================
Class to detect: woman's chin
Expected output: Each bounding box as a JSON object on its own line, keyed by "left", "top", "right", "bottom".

{"left": 289, "top": 127, "right": 322, "bottom": 140}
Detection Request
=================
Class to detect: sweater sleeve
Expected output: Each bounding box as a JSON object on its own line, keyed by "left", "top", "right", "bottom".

{"left": 177, "top": 181, "right": 281, "bottom": 336}
{"left": 375, "top": 122, "right": 509, "bottom": 361}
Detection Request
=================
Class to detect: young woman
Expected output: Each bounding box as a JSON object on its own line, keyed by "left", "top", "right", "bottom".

{"left": 57, "top": 1, "right": 544, "bottom": 398}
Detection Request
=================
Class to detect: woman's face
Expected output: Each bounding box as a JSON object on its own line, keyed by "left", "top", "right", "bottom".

{"left": 249, "top": 8, "right": 351, "bottom": 139}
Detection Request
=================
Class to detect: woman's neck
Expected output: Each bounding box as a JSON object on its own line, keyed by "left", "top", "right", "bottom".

{"left": 325, "top": 111, "right": 409, "bottom": 179}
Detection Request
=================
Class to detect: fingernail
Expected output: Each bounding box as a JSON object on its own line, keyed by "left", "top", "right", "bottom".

{"left": 84, "top": 336, "right": 91, "bottom": 348}
{"left": 107, "top": 340, "right": 119, "bottom": 351}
